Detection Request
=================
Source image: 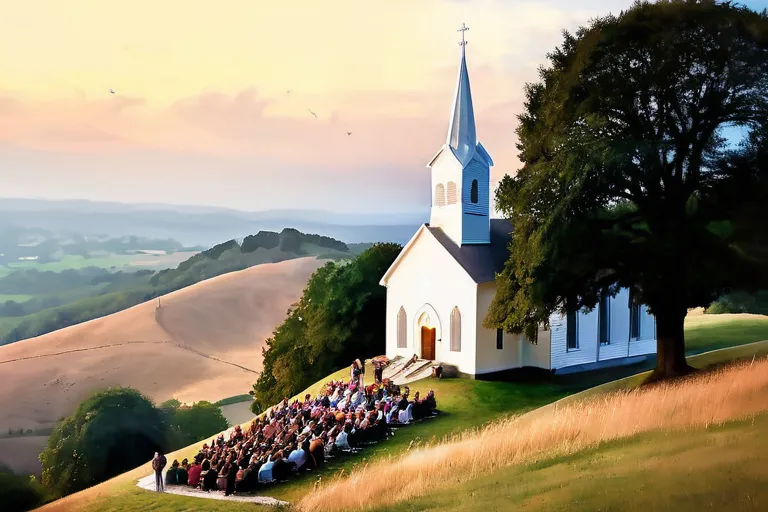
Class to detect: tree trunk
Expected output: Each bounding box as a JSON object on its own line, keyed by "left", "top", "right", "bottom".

{"left": 644, "top": 304, "right": 695, "bottom": 384}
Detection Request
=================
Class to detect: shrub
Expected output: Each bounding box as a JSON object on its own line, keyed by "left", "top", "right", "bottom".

{"left": 0, "top": 469, "right": 51, "bottom": 512}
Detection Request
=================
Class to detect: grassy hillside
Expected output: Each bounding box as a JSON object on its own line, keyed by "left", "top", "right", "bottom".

{"left": 32, "top": 315, "right": 768, "bottom": 512}
{"left": 0, "top": 258, "right": 324, "bottom": 439}
{"left": 304, "top": 350, "right": 768, "bottom": 511}
{"left": 374, "top": 413, "right": 768, "bottom": 512}
{"left": 683, "top": 313, "right": 768, "bottom": 353}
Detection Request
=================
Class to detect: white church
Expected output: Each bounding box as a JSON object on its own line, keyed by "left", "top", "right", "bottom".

{"left": 380, "top": 28, "right": 658, "bottom": 377}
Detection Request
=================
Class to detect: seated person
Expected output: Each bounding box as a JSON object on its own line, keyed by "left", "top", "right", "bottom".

{"left": 397, "top": 393, "right": 409, "bottom": 412}
{"left": 398, "top": 403, "right": 413, "bottom": 424}
{"left": 257, "top": 452, "right": 278, "bottom": 483}
{"left": 215, "top": 461, "right": 228, "bottom": 491}
{"left": 164, "top": 459, "right": 179, "bottom": 486}
{"left": 176, "top": 459, "right": 189, "bottom": 486}
{"left": 334, "top": 423, "right": 353, "bottom": 452}
{"left": 187, "top": 460, "right": 202, "bottom": 488}
{"left": 201, "top": 466, "right": 218, "bottom": 492}
{"left": 271, "top": 454, "right": 295, "bottom": 481}
{"left": 217, "top": 472, "right": 228, "bottom": 491}
{"left": 236, "top": 463, "right": 258, "bottom": 493}
{"left": 307, "top": 436, "right": 325, "bottom": 469}
{"left": 287, "top": 440, "right": 308, "bottom": 471}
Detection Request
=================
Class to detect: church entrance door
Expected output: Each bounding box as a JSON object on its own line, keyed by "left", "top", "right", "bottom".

{"left": 421, "top": 326, "right": 436, "bottom": 360}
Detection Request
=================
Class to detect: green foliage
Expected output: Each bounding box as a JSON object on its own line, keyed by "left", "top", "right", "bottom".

{"left": 159, "top": 398, "right": 182, "bottom": 412}
{"left": 486, "top": 1, "right": 768, "bottom": 377}
{"left": 348, "top": 242, "right": 374, "bottom": 255}
{"left": 0, "top": 468, "right": 52, "bottom": 512}
{"left": 706, "top": 290, "right": 768, "bottom": 315}
{"left": 278, "top": 228, "right": 304, "bottom": 253}
{"left": 295, "top": 231, "right": 348, "bottom": 252}
{"left": 163, "top": 401, "right": 229, "bottom": 448}
{"left": 241, "top": 231, "right": 280, "bottom": 253}
{"left": 39, "top": 388, "right": 169, "bottom": 498}
{"left": 38, "top": 389, "right": 231, "bottom": 499}
{"left": 213, "top": 394, "right": 253, "bottom": 407}
{"left": 251, "top": 242, "right": 401, "bottom": 410}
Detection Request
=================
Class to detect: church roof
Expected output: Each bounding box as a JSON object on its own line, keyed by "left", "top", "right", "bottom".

{"left": 446, "top": 46, "right": 477, "bottom": 168}
{"left": 426, "top": 218, "right": 513, "bottom": 283}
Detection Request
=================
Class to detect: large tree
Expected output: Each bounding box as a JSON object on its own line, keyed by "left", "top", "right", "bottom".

{"left": 485, "top": 0, "right": 768, "bottom": 382}
{"left": 251, "top": 243, "right": 401, "bottom": 411}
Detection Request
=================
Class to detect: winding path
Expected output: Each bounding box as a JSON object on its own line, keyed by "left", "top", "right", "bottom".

{"left": 136, "top": 472, "right": 288, "bottom": 506}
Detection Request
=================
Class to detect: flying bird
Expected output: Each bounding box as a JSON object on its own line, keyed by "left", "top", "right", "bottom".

{"left": 308, "top": 109, "right": 317, "bottom": 118}
{"left": 346, "top": 132, "right": 352, "bottom": 136}
{"left": 109, "top": 88, "right": 115, "bottom": 94}
{"left": 286, "top": 89, "right": 291, "bottom": 94}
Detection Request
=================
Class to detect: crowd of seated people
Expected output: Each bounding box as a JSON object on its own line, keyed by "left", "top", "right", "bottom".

{"left": 163, "top": 373, "right": 437, "bottom": 496}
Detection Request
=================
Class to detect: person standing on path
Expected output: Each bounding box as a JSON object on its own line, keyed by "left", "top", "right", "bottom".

{"left": 152, "top": 451, "right": 167, "bottom": 492}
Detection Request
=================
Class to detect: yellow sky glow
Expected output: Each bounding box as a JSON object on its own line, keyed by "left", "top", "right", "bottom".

{"left": 0, "top": 0, "right": 630, "bottom": 211}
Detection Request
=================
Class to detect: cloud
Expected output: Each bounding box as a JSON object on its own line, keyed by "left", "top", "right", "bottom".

{"left": 0, "top": 55, "right": 523, "bottom": 207}
{"left": 4, "top": 0, "right": 655, "bottom": 211}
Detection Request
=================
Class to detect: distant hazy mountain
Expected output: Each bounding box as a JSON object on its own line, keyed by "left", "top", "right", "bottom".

{"left": 0, "top": 198, "right": 425, "bottom": 245}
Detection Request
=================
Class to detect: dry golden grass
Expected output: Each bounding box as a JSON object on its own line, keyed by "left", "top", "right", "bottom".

{"left": 297, "top": 357, "right": 768, "bottom": 512}
{"left": 0, "top": 257, "right": 324, "bottom": 475}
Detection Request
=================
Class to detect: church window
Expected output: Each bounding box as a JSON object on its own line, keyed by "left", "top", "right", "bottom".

{"left": 470, "top": 179, "right": 479, "bottom": 203}
{"left": 496, "top": 328, "right": 503, "bottom": 350}
{"left": 599, "top": 295, "right": 611, "bottom": 345}
{"left": 629, "top": 292, "right": 641, "bottom": 340}
{"left": 450, "top": 307, "right": 461, "bottom": 352}
{"left": 397, "top": 307, "right": 407, "bottom": 348}
{"left": 566, "top": 309, "right": 578, "bottom": 350}
{"left": 446, "top": 182, "right": 458, "bottom": 204}
{"left": 434, "top": 184, "right": 446, "bottom": 207}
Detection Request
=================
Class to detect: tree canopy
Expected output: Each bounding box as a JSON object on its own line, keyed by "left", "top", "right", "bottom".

{"left": 251, "top": 242, "right": 401, "bottom": 411}
{"left": 163, "top": 400, "right": 229, "bottom": 447}
{"left": 485, "top": 0, "right": 768, "bottom": 381}
{"left": 39, "top": 388, "right": 168, "bottom": 497}
{"left": 39, "top": 389, "right": 231, "bottom": 498}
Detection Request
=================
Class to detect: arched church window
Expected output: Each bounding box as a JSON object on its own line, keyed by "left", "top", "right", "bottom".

{"left": 450, "top": 306, "right": 461, "bottom": 352}
{"left": 470, "top": 179, "right": 479, "bottom": 204}
{"left": 446, "top": 182, "right": 457, "bottom": 205}
{"left": 434, "top": 184, "right": 446, "bottom": 207}
{"left": 397, "top": 307, "right": 407, "bottom": 348}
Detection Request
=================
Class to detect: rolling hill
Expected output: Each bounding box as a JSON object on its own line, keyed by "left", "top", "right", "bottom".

{"left": 0, "top": 257, "right": 324, "bottom": 474}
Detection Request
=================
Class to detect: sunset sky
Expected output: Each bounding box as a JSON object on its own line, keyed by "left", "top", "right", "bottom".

{"left": 2, "top": 0, "right": 767, "bottom": 214}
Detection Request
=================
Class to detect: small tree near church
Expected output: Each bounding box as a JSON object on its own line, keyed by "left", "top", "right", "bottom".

{"left": 485, "top": 0, "right": 768, "bottom": 382}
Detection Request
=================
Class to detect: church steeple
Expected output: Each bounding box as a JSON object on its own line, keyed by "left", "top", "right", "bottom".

{"left": 427, "top": 23, "right": 492, "bottom": 247}
{"left": 446, "top": 24, "right": 477, "bottom": 168}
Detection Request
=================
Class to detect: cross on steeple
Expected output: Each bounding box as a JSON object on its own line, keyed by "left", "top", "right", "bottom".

{"left": 457, "top": 23, "right": 469, "bottom": 47}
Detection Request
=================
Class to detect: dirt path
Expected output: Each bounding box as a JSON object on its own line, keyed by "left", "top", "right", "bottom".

{"left": 136, "top": 472, "right": 288, "bottom": 506}
{"left": 0, "top": 340, "right": 169, "bottom": 365}
{"left": 0, "top": 338, "right": 259, "bottom": 374}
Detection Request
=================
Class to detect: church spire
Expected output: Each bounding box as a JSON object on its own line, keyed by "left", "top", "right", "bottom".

{"left": 446, "top": 23, "right": 477, "bottom": 168}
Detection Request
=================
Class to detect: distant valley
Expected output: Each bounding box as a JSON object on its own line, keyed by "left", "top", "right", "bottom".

{"left": 0, "top": 198, "right": 423, "bottom": 246}
{"left": 0, "top": 226, "right": 368, "bottom": 345}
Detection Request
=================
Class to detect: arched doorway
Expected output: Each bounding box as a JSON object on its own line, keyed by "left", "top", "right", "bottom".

{"left": 414, "top": 304, "right": 441, "bottom": 360}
